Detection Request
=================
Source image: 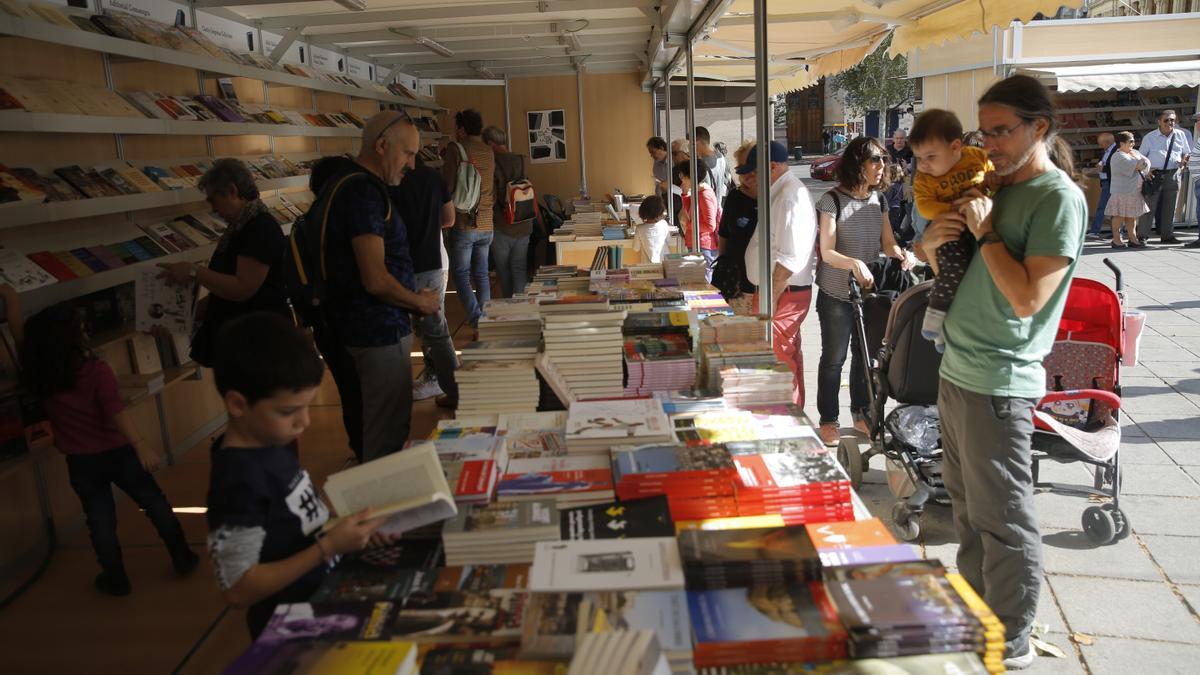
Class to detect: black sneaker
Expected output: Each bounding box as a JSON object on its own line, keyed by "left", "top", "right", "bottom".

{"left": 171, "top": 548, "right": 201, "bottom": 576}
{"left": 94, "top": 570, "right": 132, "bottom": 597}
{"left": 1184, "top": 239, "right": 1200, "bottom": 249}
{"left": 1160, "top": 237, "right": 1182, "bottom": 245}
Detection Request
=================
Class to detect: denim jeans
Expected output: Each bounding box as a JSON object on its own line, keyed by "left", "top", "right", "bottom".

{"left": 1089, "top": 179, "right": 1111, "bottom": 235}
{"left": 816, "top": 291, "right": 869, "bottom": 425}
{"left": 491, "top": 231, "right": 531, "bottom": 297}
{"left": 413, "top": 269, "right": 458, "bottom": 399}
{"left": 449, "top": 228, "right": 493, "bottom": 326}
{"left": 700, "top": 248, "right": 718, "bottom": 283}
{"left": 66, "top": 445, "right": 190, "bottom": 574}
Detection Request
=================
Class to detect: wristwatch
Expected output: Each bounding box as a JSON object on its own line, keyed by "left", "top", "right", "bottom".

{"left": 977, "top": 232, "right": 1003, "bottom": 247}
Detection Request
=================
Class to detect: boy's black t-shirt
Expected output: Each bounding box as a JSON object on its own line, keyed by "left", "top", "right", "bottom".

{"left": 206, "top": 439, "right": 331, "bottom": 638}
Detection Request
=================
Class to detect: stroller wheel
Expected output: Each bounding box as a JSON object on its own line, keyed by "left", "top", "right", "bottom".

{"left": 891, "top": 502, "right": 920, "bottom": 542}
{"left": 1102, "top": 503, "right": 1131, "bottom": 540}
{"left": 837, "top": 438, "right": 865, "bottom": 490}
{"left": 1082, "top": 506, "right": 1116, "bottom": 545}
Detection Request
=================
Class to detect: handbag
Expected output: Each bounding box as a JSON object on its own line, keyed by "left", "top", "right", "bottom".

{"left": 1141, "top": 132, "right": 1176, "bottom": 196}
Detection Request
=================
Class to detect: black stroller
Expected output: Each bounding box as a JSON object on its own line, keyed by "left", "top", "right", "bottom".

{"left": 839, "top": 258, "right": 946, "bottom": 541}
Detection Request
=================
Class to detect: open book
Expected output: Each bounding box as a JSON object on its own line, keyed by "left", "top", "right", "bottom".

{"left": 323, "top": 442, "right": 458, "bottom": 536}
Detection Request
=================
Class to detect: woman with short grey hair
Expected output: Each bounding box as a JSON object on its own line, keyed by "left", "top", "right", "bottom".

{"left": 158, "top": 158, "right": 290, "bottom": 365}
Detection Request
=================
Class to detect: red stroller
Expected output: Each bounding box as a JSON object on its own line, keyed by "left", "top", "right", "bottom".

{"left": 1031, "top": 259, "right": 1128, "bottom": 545}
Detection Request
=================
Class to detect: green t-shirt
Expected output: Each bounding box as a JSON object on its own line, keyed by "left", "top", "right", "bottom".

{"left": 940, "top": 168, "right": 1086, "bottom": 398}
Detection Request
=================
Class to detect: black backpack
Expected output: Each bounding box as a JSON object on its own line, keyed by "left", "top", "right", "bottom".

{"left": 286, "top": 171, "right": 391, "bottom": 328}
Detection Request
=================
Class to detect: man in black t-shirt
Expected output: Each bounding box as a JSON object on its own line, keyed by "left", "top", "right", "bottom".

{"left": 391, "top": 160, "right": 458, "bottom": 403}
{"left": 206, "top": 313, "right": 383, "bottom": 639}
{"left": 888, "top": 129, "right": 914, "bottom": 170}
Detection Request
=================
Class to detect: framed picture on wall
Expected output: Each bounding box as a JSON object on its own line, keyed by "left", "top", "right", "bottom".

{"left": 528, "top": 109, "right": 567, "bottom": 163}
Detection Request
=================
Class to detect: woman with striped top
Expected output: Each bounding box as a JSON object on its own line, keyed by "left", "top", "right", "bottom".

{"left": 814, "top": 137, "right": 916, "bottom": 446}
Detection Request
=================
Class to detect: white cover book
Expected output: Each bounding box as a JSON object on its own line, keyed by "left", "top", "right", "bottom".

{"left": 134, "top": 268, "right": 196, "bottom": 335}
{"left": 529, "top": 537, "right": 684, "bottom": 592}
{"left": 565, "top": 399, "right": 672, "bottom": 442}
{"left": 0, "top": 247, "right": 56, "bottom": 292}
{"left": 323, "top": 442, "right": 458, "bottom": 536}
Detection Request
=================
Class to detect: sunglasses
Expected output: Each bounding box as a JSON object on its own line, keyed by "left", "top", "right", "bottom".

{"left": 866, "top": 155, "right": 886, "bottom": 164}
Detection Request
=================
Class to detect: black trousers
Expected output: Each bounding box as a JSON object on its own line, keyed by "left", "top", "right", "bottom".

{"left": 65, "top": 445, "right": 189, "bottom": 574}
{"left": 311, "top": 322, "right": 364, "bottom": 462}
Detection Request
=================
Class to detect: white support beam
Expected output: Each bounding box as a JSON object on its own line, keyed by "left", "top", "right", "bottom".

{"left": 312, "top": 18, "right": 651, "bottom": 45}
{"left": 409, "top": 55, "right": 641, "bottom": 74}
{"left": 258, "top": 0, "right": 659, "bottom": 31}
{"left": 350, "top": 35, "right": 646, "bottom": 60}
{"left": 718, "top": 10, "right": 914, "bottom": 28}
{"left": 267, "top": 27, "right": 301, "bottom": 65}
{"left": 422, "top": 78, "right": 508, "bottom": 86}
{"left": 377, "top": 43, "right": 645, "bottom": 68}
{"left": 192, "top": 0, "right": 315, "bottom": 7}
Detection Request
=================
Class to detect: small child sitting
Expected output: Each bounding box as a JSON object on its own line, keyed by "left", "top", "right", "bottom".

{"left": 634, "top": 194, "right": 671, "bottom": 264}
{"left": 909, "top": 109, "right": 995, "bottom": 352}
{"left": 4, "top": 285, "right": 197, "bottom": 597}
{"left": 205, "top": 312, "right": 383, "bottom": 638}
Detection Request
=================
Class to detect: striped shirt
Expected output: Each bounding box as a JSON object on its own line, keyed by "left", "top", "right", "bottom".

{"left": 815, "top": 188, "right": 886, "bottom": 302}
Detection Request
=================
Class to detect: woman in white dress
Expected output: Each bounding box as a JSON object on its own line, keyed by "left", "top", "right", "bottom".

{"left": 1104, "top": 131, "right": 1150, "bottom": 248}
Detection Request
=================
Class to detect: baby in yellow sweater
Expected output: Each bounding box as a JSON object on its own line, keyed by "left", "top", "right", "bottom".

{"left": 909, "top": 109, "right": 995, "bottom": 352}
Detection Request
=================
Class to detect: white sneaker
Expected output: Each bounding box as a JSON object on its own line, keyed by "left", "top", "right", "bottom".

{"left": 413, "top": 374, "right": 443, "bottom": 400}
{"left": 1003, "top": 644, "right": 1036, "bottom": 670}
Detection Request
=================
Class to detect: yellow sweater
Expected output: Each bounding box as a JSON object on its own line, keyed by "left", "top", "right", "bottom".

{"left": 913, "top": 145, "right": 993, "bottom": 219}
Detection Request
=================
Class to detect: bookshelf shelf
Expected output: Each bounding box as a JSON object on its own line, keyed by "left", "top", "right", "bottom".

{"left": 0, "top": 110, "right": 371, "bottom": 137}
{"left": 0, "top": 15, "right": 442, "bottom": 111}
{"left": 1058, "top": 104, "right": 1172, "bottom": 114}
{"left": 0, "top": 175, "right": 309, "bottom": 230}
{"left": 20, "top": 242, "right": 215, "bottom": 310}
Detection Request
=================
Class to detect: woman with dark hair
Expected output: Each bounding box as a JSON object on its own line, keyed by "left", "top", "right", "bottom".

{"left": 677, "top": 159, "right": 721, "bottom": 281}
{"left": 813, "top": 137, "right": 914, "bottom": 446}
{"left": 1104, "top": 131, "right": 1149, "bottom": 248}
{"left": 920, "top": 74, "right": 1088, "bottom": 671}
{"left": 158, "top": 158, "right": 289, "bottom": 366}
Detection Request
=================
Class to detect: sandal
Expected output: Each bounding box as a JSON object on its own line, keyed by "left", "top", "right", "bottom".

{"left": 1111, "top": 242, "right": 1126, "bottom": 249}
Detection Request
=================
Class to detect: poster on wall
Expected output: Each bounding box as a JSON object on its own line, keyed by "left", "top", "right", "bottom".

{"left": 527, "top": 109, "right": 567, "bottom": 163}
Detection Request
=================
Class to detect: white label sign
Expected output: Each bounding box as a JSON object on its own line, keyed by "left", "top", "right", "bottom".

{"left": 107, "top": 0, "right": 186, "bottom": 26}
{"left": 196, "top": 10, "right": 253, "bottom": 53}
{"left": 309, "top": 45, "right": 343, "bottom": 73}
{"left": 262, "top": 30, "right": 307, "bottom": 65}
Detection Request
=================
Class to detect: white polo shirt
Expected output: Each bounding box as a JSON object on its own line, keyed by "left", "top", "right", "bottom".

{"left": 744, "top": 170, "right": 818, "bottom": 289}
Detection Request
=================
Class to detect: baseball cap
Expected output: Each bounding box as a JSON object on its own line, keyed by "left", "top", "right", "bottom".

{"left": 736, "top": 140, "right": 789, "bottom": 174}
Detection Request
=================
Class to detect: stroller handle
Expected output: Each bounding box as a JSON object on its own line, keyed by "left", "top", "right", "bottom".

{"left": 1103, "top": 258, "right": 1122, "bottom": 292}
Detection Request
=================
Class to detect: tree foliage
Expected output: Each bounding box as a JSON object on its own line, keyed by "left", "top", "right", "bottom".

{"left": 828, "top": 33, "right": 914, "bottom": 121}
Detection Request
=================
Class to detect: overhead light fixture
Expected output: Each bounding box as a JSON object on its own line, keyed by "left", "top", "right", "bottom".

{"left": 333, "top": 0, "right": 367, "bottom": 11}
{"left": 388, "top": 30, "right": 457, "bottom": 58}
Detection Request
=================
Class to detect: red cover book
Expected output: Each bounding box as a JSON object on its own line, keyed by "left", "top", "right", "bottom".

{"left": 27, "top": 251, "right": 77, "bottom": 281}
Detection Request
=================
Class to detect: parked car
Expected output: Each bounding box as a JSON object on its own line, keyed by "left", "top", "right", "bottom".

{"left": 810, "top": 148, "right": 844, "bottom": 181}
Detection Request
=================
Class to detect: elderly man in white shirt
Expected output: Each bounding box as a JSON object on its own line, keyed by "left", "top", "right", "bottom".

{"left": 1138, "top": 109, "right": 1194, "bottom": 245}
{"left": 742, "top": 140, "right": 819, "bottom": 408}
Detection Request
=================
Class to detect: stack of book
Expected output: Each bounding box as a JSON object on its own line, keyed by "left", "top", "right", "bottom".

{"left": 564, "top": 399, "right": 673, "bottom": 455}
{"left": 567, "top": 630, "right": 669, "bottom": 675}
{"left": 456, "top": 359, "right": 540, "bottom": 417}
{"left": 687, "top": 582, "right": 848, "bottom": 667}
{"left": 610, "top": 443, "right": 739, "bottom": 521}
{"left": 720, "top": 363, "right": 795, "bottom": 407}
{"left": 700, "top": 342, "right": 775, "bottom": 390}
{"left": 623, "top": 333, "right": 696, "bottom": 397}
{"left": 497, "top": 411, "right": 568, "bottom": 460}
{"left": 459, "top": 339, "right": 539, "bottom": 363}
{"left": 726, "top": 437, "right": 855, "bottom": 523}
{"left": 663, "top": 253, "right": 709, "bottom": 284}
{"left": 540, "top": 308, "right": 627, "bottom": 401}
{"left": 497, "top": 455, "right": 615, "bottom": 507}
{"left": 478, "top": 298, "right": 542, "bottom": 342}
{"left": 677, "top": 525, "right": 823, "bottom": 589}
{"left": 700, "top": 314, "right": 770, "bottom": 345}
{"left": 805, "top": 518, "right": 922, "bottom": 567}
{"left": 529, "top": 537, "right": 685, "bottom": 592}
{"left": 422, "top": 427, "right": 509, "bottom": 505}
{"left": 674, "top": 408, "right": 812, "bottom": 445}
{"left": 823, "top": 560, "right": 1004, "bottom": 667}
{"left": 559, "top": 495, "right": 675, "bottom": 541}
{"left": 441, "top": 500, "right": 561, "bottom": 566}
{"left": 682, "top": 288, "right": 734, "bottom": 317}
{"left": 652, "top": 388, "right": 725, "bottom": 416}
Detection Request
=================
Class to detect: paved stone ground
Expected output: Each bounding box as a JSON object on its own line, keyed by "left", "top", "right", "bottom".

{"left": 792, "top": 166, "right": 1200, "bottom": 673}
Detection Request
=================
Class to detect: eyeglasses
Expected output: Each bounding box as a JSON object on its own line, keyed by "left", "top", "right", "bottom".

{"left": 1163, "top": 118, "right": 1177, "bottom": 125}
{"left": 977, "top": 120, "right": 1029, "bottom": 140}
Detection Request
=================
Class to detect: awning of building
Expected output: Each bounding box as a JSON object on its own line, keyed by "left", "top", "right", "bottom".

{"left": 1026, "top": 60, "right": 1200, "bottom": 93}
{"left": 683, "top": 0, "right": 1080, "bottom": 93}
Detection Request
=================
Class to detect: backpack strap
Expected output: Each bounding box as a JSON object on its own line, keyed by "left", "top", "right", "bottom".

{"left": 315, "top": 171, "right": 391, "bottom": 281}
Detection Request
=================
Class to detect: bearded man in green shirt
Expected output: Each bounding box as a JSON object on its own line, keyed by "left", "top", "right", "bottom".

{"left": 921, "top": 75, "right": 1087, "bottom": 671}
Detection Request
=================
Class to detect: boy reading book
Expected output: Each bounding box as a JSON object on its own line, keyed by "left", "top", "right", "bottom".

{"left": 909, "top": 109, "right": 995, "bottom": 352}
{"left": 205, "top": 312, "right": 383, "bottom": 638}
{"left": 634, "top": 195, "right": 671, "bottom": 264}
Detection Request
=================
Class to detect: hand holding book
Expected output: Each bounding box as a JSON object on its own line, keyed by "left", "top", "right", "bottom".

{"left": 321, "top": 507, "right": 386, "bottom": 558}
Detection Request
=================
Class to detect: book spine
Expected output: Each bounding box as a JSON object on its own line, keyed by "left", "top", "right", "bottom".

{"left": 54, "top": 251, "right": 94, "bottom": 277}
{"left": 70, "top": 248, "right": 109, "bottom": 273}
{"left": 27, "top": 251, "right": 77, "bottom": 281}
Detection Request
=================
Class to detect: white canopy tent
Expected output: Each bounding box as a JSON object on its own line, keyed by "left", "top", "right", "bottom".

{"left": 1027, "top": 60, "right": 1200, "bottom": 93}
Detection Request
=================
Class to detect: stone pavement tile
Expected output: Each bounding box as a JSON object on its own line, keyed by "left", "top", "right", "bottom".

{"left": 1035, "top": 456, "right": 1093, "bottom": 484}
{"left": 1034, "top": 491, "right": 1090, "bottom": 531}
{"left": 1133, "top": 416, "right": 1200, "bottom": 440}
{"left": 1035, "top": 573, "right": 1070, "bottom": 635}
{"left": 1117, "top": 411, "right": 1147, "bottom": 438}
{"left": 1078, "top": 637, "right": 1200, "bottom": 675}
{"left": 1155, "top": 323, "right": 1200, "bottom": 337}
{"left": 1120, "top": 377, "right": 1176, "bottom": 397}
{"left": 1119, "top": 464, "right": 1200, "bottom": 497}
{"left": 1122, "top": 495, "right": 1200, "bottom": 536}
{"left": 1184, "top": 465, "right": 1200, "bottom": 484}
{"left": 1145, "top": 440, "right": 1200, "bottom": 465}
{"left": 1120, "top": 391, "right": 1200, "bottom": 415}
{"left": 1118, "top": 437, "right": 1176, "bottom": 465}
{"left": 1164, "top": 376, "right": 1200, "bottom": 395}
{"left": 1047, "top": 576, "right": 1200, "bottom": 642}
{"left": 1025, "top": 646, "right": 1086, "bottom": 675}
{"left": 1142, "top": 361, "right": 1200, "bottom": 379}
{"left": 1137, "top": 312, "right": 1197, "bottom": 326}
{"left": 1135, "top": 346, "right": 1200, "bottom": 363}
{"left": 1040, "top": 528, "right": 1160, "bottom": 581}
{"left": 1119, "top": 363, "right": 1160, "bottom": 378}
{"left": 1178, "top": 584, "right": 1200, "bottom": 614}
{"left": 1140, "top": 535, "right": 1200, "bottom": 585}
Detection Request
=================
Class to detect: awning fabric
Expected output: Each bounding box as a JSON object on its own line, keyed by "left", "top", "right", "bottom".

{"left": 690, "top": 0, "right": 1080, "bottom": 94}
{"left": 1028, "top": 60, "right": 1200, "bottom": 93}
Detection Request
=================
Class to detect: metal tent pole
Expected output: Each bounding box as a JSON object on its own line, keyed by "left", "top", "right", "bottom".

{"left": 754, "top": 0, "right": 773, "bottom": 318}
{"left": 686, "top": 38, "right": 700, "bottom": 253}
{"left": 576, "top": 67, "right": 588, "bottom": 199}
{"left": 664, "top": 77, "right": 674, "bottom": 227}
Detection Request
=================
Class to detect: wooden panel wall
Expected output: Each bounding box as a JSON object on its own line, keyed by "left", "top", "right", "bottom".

{"left": 919, "top": 68, "right": 999, "bottom": 129}
{"left": 435, "top": 73, "right": 653, "bottom": 202}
